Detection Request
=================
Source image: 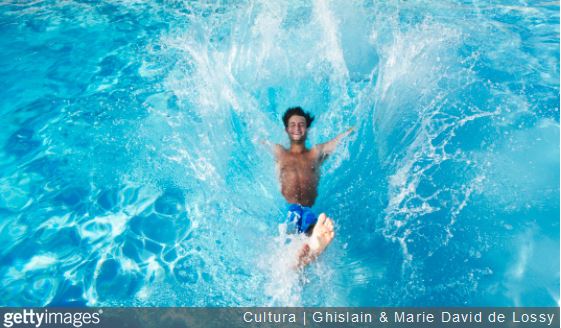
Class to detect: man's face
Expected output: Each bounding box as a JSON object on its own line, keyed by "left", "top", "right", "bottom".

{"left": 286, "top": 115, "right": 307, "bottom": 143}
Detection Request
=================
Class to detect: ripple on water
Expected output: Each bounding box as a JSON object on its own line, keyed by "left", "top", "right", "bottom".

{"left": 162, "top": 246, "right": 178, "bottom": 263}
{"left": 48, "top": 283, "right": 87, "bottom": 306}
{"left": 54, "top": 187, "right": 88, "bottom": 208}
{"left": 121, "top": 234, "right": 144, "bottom": 263}
{"left": 0, "top": 171, "right": 46, "bottom": 213}
{"left": 24, "top": 157, "right": 65, "bottom": 181}
{"left": 95, "top": 258, "right": 142, "bottom": 301}
{"left": 4, "top": 128, "right": 41, "bottom": 158}
{"left": 24, "top": 276, "right": 58, "bottom": 306}
{"left": 38, "top": 227, "right": 81, "bottom": 259}
{"left": 97, "top": 187, "right": 120, "bottom": 211}
{"left": 173, "top": 253, "right": 205, "bottom": 286}
{"left": 129, "top": 213, "right": 178, "bottom": 243}
{"left": 154, "top": 187, "right": 186, "bottom": 215}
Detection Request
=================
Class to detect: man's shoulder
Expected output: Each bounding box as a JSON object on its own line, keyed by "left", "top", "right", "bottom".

{"left": 310, "top": 144, "right": 328, "bottom": 162}
{"left": 274, "top": 144, "right": 288, "bottom": 158}
{"left": 309, "top": 144, "right": 322, "bottom": 157}
{"left": 274, "top": 144, "right": 288, "bottom": 153}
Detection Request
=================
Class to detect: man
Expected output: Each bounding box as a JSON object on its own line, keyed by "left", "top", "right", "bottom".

{"left": 272, "top": 106, "right": 353, "bottom": 267}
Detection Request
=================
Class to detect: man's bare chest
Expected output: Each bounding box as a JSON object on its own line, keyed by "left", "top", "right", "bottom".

{"left": 279, "top": 153, "right": 318, "bottom": 173}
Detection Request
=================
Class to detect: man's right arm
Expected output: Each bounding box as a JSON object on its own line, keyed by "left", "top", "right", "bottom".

{"left": 316, "top": 127, "right": 354, "bottom": 162}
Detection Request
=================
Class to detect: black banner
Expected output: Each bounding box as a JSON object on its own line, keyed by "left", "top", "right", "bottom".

{"left": 0, "top": 307, "right": 558, "bottom": 328}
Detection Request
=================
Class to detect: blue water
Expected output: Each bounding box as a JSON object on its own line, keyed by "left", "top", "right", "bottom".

{"left": 0, "top": 0, "right": 559, "bottom": 307}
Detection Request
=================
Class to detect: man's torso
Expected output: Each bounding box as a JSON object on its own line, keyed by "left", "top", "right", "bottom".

{"left": 276, "top": 146, "right": 320, "bottom": 207}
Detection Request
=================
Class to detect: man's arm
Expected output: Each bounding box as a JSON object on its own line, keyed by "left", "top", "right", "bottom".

{"left": 315, "top": 127, "right": 354, "bottom": 162}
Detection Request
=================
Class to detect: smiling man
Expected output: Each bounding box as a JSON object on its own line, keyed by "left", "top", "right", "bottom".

{"left": 273, "top": 106, "right": 353, "bottom": 267}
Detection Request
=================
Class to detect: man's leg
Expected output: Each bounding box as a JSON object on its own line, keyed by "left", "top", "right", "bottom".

{"left": 297, "top": 213, "right": 335, "bottom": 268}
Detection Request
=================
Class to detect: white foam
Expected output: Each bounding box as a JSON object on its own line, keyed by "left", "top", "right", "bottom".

{"left": 23, "top": 254, "right": 57, "bottom": 272}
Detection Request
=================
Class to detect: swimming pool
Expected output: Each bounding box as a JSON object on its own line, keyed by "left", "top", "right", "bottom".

{"left": 0, "top": 0, "right": 558, "bottom": 306}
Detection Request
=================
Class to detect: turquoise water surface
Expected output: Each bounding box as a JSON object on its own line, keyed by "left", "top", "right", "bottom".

{"left": 0, "top": 0, "right": 559, "bottom": 306}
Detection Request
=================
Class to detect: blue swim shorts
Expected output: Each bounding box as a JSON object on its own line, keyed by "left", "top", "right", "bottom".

{"left": 286, "top": 204, "right": 318, "bottom": 234}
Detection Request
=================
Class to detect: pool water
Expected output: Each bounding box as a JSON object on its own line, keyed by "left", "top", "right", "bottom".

{"left": 0, "top": 0, "right": 559, "bottom": 306}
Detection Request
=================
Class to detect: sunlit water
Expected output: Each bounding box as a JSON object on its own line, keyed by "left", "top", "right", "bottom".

{"left": 0, "top": 0, "right": 559, "bottom": 306}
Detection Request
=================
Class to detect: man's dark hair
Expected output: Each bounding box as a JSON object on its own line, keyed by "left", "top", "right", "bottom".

{"left": 282, "top": 106, "right": 315, "bottom": 128}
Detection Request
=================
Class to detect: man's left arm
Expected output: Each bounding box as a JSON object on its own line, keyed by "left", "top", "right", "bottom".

{"left": 315, "top": 127, "right": 354, "bottom": 162}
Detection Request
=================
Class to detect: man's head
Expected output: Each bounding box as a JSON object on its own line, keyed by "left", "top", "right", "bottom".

{"left": 282, "top": 107, "right": 315, "bottom": 143}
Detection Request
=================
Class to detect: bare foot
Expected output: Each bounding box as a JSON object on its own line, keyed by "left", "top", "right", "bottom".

{"left": 296, "top": 213, "right": 335, "bottom": 268}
